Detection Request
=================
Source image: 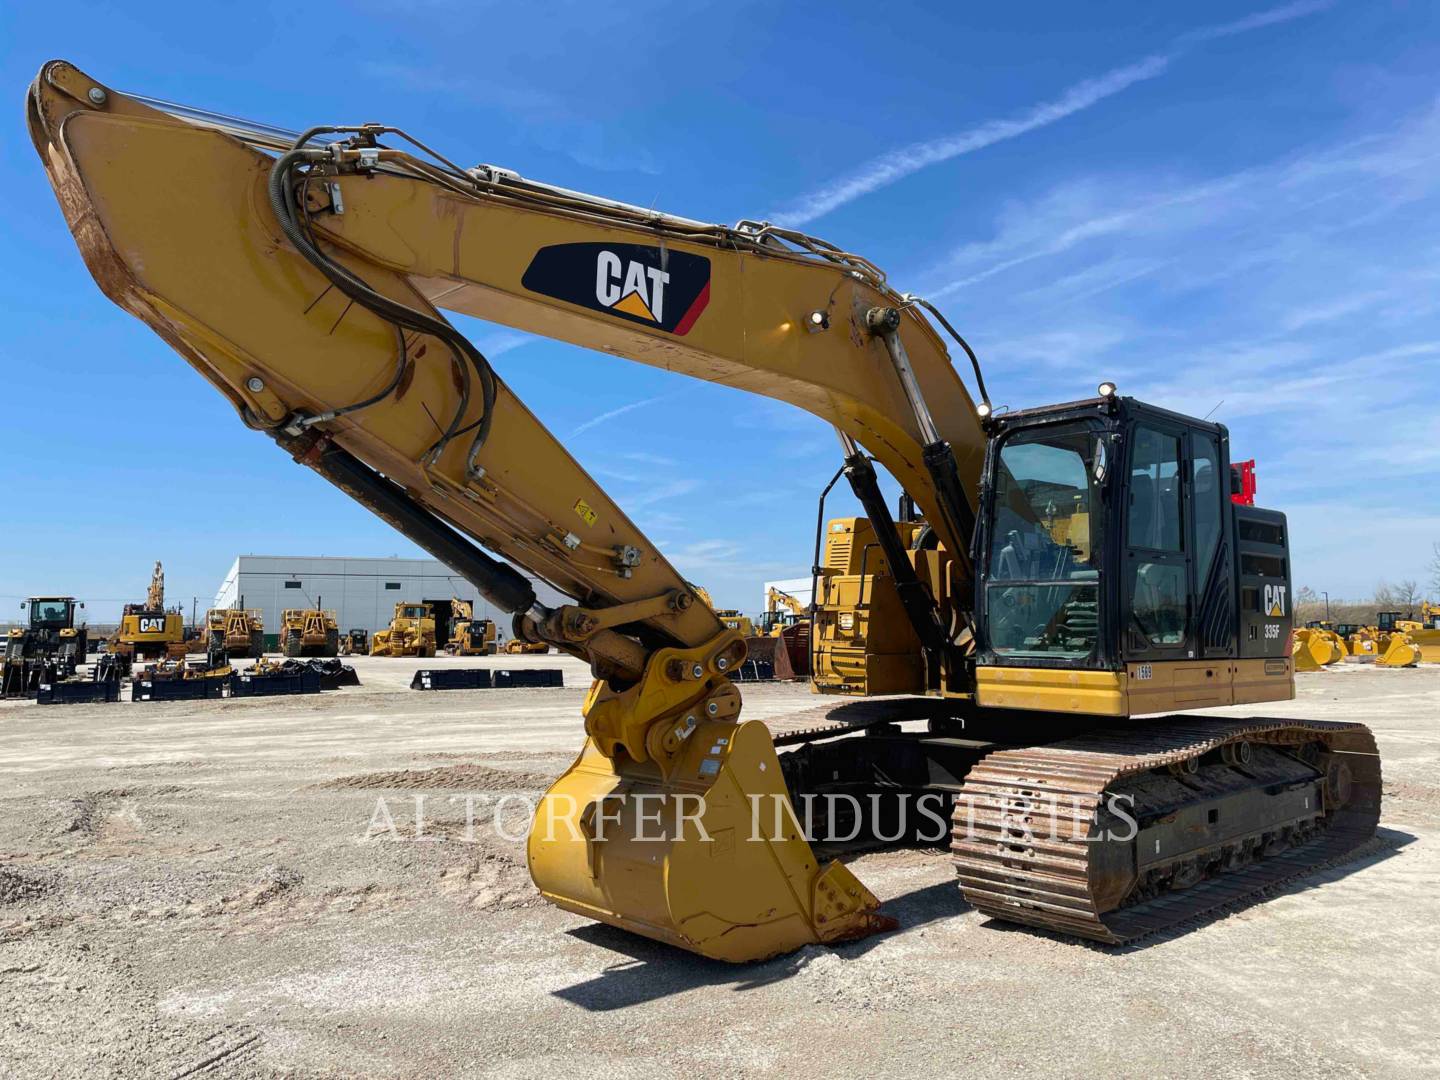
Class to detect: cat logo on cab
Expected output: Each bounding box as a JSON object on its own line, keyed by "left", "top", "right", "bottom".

{"left": 521, "top": 242, "right": 711, "bottom": 336}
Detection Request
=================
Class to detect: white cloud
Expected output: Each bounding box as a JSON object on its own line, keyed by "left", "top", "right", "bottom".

{"left": 769, "top": 55, "right": 1170, "bottom": 227}
{"left": 769, "top": 2, "right": 1332, "bottom": 227}
{"left": 570, "top": 395, "right": 670, "bottom": 437}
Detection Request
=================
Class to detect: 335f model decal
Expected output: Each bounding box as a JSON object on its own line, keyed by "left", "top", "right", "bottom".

{"left": 521, "top": 243, "right": 710, "bottom": 336}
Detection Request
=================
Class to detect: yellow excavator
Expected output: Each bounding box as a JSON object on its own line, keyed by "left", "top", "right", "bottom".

{"left": 115, "top": 560, "right": 185, "bottom": 660}
{"left": 30, "top": 62, "right": 1381, "bottom": 960}
{"left": 762, "top": 586, "right": 806, "bottom": 636}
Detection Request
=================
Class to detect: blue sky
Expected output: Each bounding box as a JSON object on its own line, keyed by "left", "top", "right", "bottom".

{"left": 4, "top": 1, "right": 1439, "bottom": 620}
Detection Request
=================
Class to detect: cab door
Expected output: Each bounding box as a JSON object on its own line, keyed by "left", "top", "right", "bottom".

{"left": 1122, "top": 420, "right": 1231, "bottom": 711}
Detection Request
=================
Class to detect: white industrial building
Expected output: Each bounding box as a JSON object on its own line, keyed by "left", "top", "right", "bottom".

{"left": 213, "top": 555, "right": 569, "bottom": 639}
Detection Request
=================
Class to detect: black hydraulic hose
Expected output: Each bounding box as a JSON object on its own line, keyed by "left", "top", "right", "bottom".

{"left": 297, "top": 324, "right": 409, "bottom": 428}
{"left": 809, "top": 462, "right": 847, "bottom": 681}
{"left": 266, "top": 147, "right": 497, "bottom": 471}
{"left": 910, "top": 296, "right": 991, "bottom": 409}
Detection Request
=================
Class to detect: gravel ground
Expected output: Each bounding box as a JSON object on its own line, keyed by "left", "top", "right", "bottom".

{"left": 0, "top": 656, "right": 1436, "bottom": 1078}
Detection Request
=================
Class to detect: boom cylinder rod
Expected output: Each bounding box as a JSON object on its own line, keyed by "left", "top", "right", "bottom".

{"left": 865, "top": 308, "right": 977, "bottom": 587}
{"left": 868, "top": 311, "right": 941, "bottom": 446}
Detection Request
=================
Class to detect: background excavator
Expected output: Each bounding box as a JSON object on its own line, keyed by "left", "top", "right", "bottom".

{"left": 114, "top": 560, "right": 184, "bottom": 661}
{"left": 29, "top": 61, "right": 1381, "bottom": 961}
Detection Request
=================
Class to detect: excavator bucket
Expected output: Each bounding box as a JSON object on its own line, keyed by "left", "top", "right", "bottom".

{"left": 1377, "top": 634, "right": 1419, "bottom": 668}
{"left": 735, "top": 635, "right": 797, "bottom": 681}
{"left": 529, "top": 718, "right": 894, "bottom": 962}
{"left": 1292, "top": 628, "right": 1341, "bottom": 671}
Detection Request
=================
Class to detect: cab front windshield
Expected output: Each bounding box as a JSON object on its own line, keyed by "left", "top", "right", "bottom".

{"left": 30, "top": 600, "right": 73, "bottom": 626}
{"left": 986, "top": 425, "right": 1103, "bottom": 660}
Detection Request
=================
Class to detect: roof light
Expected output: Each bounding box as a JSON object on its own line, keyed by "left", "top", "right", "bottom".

{"left": 1097, "top": 381, "right": 1117, "bottom": 398}
{"left": 976, "top": 401, "right": 993, "bottom": 419}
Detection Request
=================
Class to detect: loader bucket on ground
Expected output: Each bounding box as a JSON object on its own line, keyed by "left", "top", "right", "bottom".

{"left": 529, "top": 718, "right": 894, "bottom": 963}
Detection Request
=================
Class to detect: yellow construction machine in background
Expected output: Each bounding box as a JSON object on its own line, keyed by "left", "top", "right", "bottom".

{"left": 812, "top": 517, "right": 933, "bottom": 694}
{"left": 761, "top": 586, "right": 807, "bottom": 636}
{"left": 204, "top": 606, "right": 264, "bottom": 659}
{"left": 370, "top": 602, "right": 436, "bottom": 658}
{"left": 339, "top": 628, "right": 369, "bottom": 656}
{"left": 115, "top": 561, "right": 185, "bottom": 660}
{"left": 447, "top": 599, "right": 497, "bottom": 655}
{"left": 502, "top": 637, "right": 551, "bottom": 655}
{"left": 1407, "top": 602, "right": 1440, "bottom": 662}
{"left": 279, "top": 608, "right": 339, "bottom": 657}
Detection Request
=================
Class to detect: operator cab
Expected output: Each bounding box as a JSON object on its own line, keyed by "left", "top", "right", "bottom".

{"left": 974, "top": 394, "right": 1292, "bottom": 711}
{"left": 23, "top": 597, "right": 81, "bottom": 630}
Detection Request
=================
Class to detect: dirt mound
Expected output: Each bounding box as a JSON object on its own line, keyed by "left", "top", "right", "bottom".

{"left": 62, "top": 794, "right": 104, "bottom": 837}
{"left": 0, "top": 866, "right": 55, "bottom": 905}
{"left": 221, "top": 864, "right": 304, "bottom": 910}
{"left": 317, "top": 763, "right": 551, "bottom": 792}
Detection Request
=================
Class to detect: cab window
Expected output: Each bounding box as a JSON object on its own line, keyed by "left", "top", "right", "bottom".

{"left": 985, "top": 424, "right": 1102, "bottom": 660}
{"left": 1128, "top": 427, "right": 1182, "bottom": 551}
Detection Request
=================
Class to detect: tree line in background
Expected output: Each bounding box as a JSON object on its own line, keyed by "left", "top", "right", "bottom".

{"left": 1296, "top": 542, "right": 1440, "bottom": 625}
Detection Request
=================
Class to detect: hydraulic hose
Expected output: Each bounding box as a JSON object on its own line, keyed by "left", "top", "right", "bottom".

{"left": 266, "top": 145, "right": 498, "bottom": 473}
